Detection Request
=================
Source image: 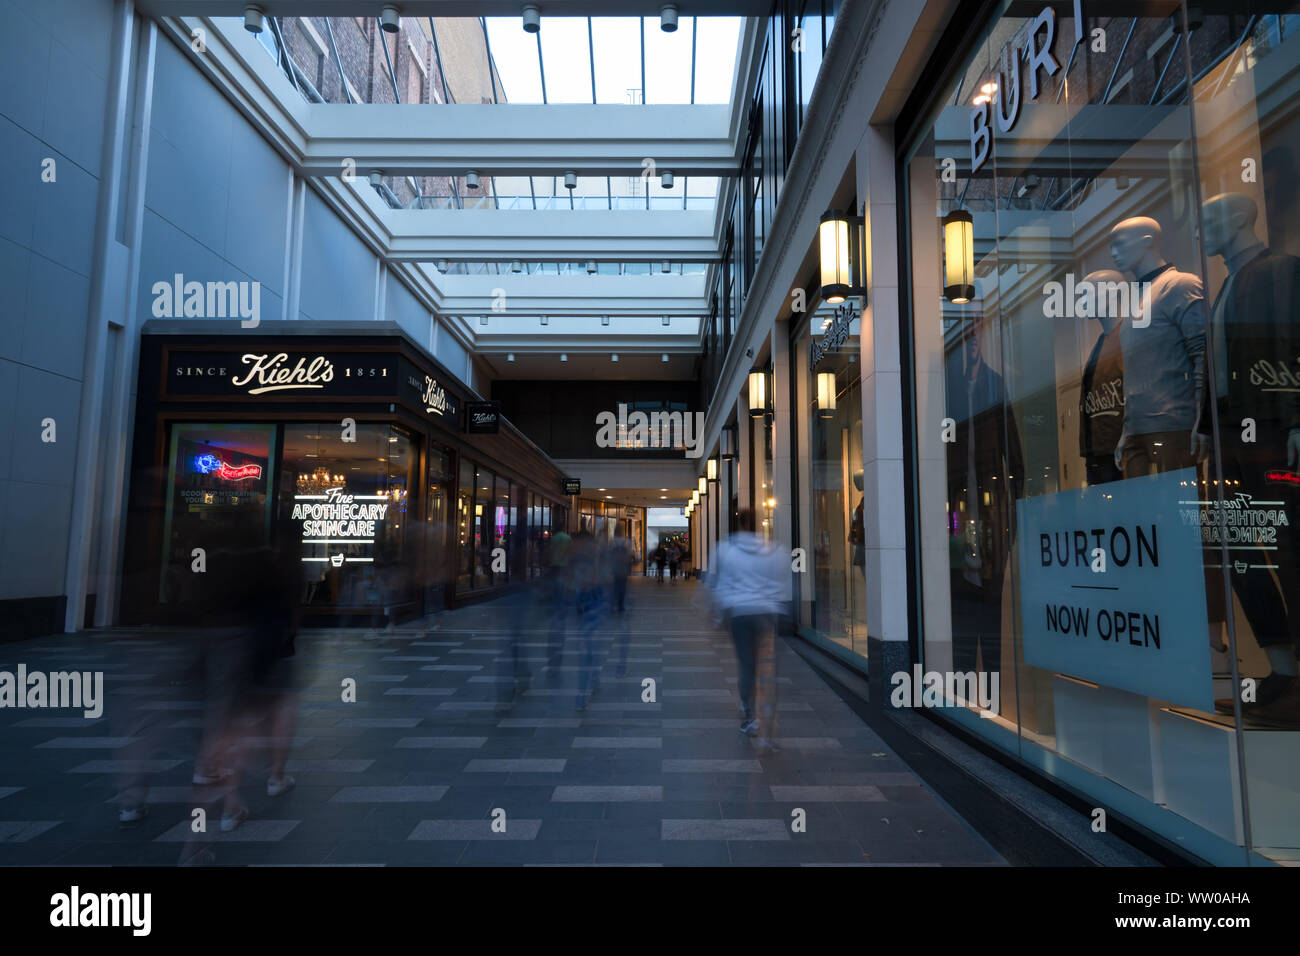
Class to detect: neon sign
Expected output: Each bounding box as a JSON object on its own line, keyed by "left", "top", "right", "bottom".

{"left": 1266, "top": 470, "right": 1300, "bottom": 488}
{"left": 194, "top": 454, "right": 263, "bottom": 481}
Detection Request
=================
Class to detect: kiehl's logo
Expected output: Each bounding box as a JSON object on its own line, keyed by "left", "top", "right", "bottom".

{"left": 422, "top": 375, "right": 449, "bottom": 414}
{"left": 231, "top": 353, "right": 335, "bottom": 395}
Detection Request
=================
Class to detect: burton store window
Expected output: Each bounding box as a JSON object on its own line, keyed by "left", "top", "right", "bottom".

{"left": 159, "top": 423, "right": 275, "bottom": 605}
{"left": 806, "top": 304, "right": 866, "bottom": 657}
{"left": 904, "top": 1, "right": 1300, "bottom": 863}
{"left": 281, "top": 424, "right": 414, "bottom": 611}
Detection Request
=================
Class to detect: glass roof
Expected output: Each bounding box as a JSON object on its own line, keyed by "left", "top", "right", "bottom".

{"left": 436, "top": 261, "right": 709, "bottom": 277}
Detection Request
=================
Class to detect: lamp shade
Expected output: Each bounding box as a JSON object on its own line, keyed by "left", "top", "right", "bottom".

{"left": 818, "top": 210, "right": 853, "bottom": 304}
{"left": 697, "top": 476, "right": 707, "bottom": 496}
{"left": 942, "top": 209, "right": 976, "bottom": 303}
{"left": 720, "top": 428, "right": 736, "bottom": 460}
{"left": 747, "top": 370, "right": 767, "bottom": 418}
{"left": 816, "top": 371, "right": 837, "bottom": 419}
{"left": 707, "top": 458, "right": 718, "bottom": 482}
{"left": 691, "top": 490, "right": 700, "bottom": 506}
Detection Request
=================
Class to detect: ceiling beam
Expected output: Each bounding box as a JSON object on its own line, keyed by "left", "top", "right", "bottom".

{"left": 138, "top": 1, "right": 771, "bottom": 16}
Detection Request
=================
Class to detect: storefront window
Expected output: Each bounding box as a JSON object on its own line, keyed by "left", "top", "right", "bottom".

{"left": 159, "top": 423, "right": 276, "bottom": 604}
{"left": 457, "top": 458, "right": 474, "bottom": 590}
{"left": 424, "top": 445, "right": 453, "bottom": 612}
{"left": 807, "top": 304, "right": 867, "bottom": 656}
{"left": 281, "top": 423, "right": 413, "bottom": 611}
{"left": 905, "top": 2, "right": 1300, "bottom": 863}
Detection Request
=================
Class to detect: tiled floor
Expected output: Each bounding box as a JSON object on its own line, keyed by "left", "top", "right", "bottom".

{"left": 0, "top": 579, "right": 1004, "bottom": 866}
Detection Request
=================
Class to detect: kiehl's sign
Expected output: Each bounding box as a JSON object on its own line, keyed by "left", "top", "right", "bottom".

{"left": 166, "top": 350, "right": 397, "bottom": 397}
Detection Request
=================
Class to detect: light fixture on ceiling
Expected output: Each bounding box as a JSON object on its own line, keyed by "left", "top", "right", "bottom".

{"left": 243, "top": 5, "right": 265, "bottom": 33}
{"left": 747, "top": 368, "right": 768, "bottom": 418}
{"left": 941, "top": 209, "right": 975, "bottom": 303}
{"left": 816, "top": 371, "right": 837, "bottom": 419}
{"left": 660, "top": 4, "right": 679, "bottom": 32}
{"left": 522, "top": 4, "right": 541, "bottom": 33}
{"left": 601, "top": 315, "right": 610, "bottom": 326}
{"left": 559, "top": 353, "right": 567, "bottom": 362}
{"left": 540, "top": 314, "right": 548, "bottom": 325}
{"left": 380, "top": 5, "right": 401, "bottom": 33}
{"left": 507, "top": 353, "right": 515, "bottom": 362}
{"left": 436, "top": 259, "right": 448, "bottom": 272}
{"left": 661, "top": 353, "right": 669, "bottom": 363}
{"left": 662, "top": 315, "right": 670, "bottom": 326}
{"left": 465, "top": 170, "right": 481, "bottom": 190}
{"left": 818, "top": 208, "right": 866, "bottom": 305}
{"left": 661, "top": 260, "right": 671, "bottom": 273}
{"left": 563, "top": 170, "right": 577, "bottom": 190}
{"left": 511, "top": 260, "right": 523, "bottom": 273}
{"left": 661, "top": 171, "right": 674, "bottom": 189}
{"left": 479, "top": 315, "right": 488, "bottom": 326}
{"left": 586, "top": 260, "right": 597, "bottom": 274}
{"left": 611, "top": 353, "right": 619, "bottom": 362}
{"left": 368, "top": 170, "right": 383, "bottom": 187}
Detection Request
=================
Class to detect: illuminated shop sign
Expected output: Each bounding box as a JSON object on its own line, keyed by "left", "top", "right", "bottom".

{"left": 193, "top": 454, "right": 263, "bottom": 481}
{"left": 292, "top": 486, "right": 393, "bottom": 566}
{"left": 166, "top": 350, "right": 397, "bottom": 398}
{"left": 405, "top": 370, "right": 460, "bottom": 421}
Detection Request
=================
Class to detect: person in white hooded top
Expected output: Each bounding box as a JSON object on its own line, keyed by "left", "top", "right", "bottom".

{"left": 709, "top": 509, "right": 792, "bottom": 751}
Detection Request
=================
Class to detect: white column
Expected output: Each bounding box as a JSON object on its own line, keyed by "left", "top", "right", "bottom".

{"left": 63, "top": 0, "right": 138, "bottom": 632}
{"left": 856, "top": 123, "right": 912, "bottom": 661}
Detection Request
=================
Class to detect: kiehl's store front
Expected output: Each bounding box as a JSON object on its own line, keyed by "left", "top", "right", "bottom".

{"left": 120, "top": 321, "right": 568, "bottom": 627}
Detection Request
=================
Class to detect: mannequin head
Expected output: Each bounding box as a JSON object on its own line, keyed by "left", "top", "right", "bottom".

{"left": 1082, "top": 269, "right": 1126, "bottom": 333}
{"left": 1201, "top": 192, "right": 1259, "bottom": 260}
{"left": 1108, "top": 217, "right": 1164, "bottom": 276}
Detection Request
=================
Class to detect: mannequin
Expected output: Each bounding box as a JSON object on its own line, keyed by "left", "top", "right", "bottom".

{"left": 1202, "top": 192, "right": 1300, "bottom": 712}
{"left": 1109, "top": 217, "right": 1208, "bottom": 476}
{"left": 1078, "top": 269, "right": 1126, "bottom": 485}
{"left": 850, "top": 472, "right": 865, "bottom": 568}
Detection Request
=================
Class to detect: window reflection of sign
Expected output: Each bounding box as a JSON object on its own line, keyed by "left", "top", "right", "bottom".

{"left": 809, "top": 304, "right": 857, "bottom": 368}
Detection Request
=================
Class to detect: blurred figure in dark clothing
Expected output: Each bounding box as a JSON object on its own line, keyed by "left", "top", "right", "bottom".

{"left": 568, "top": 530, "right": 607, "bottom": 710}
{"left": 609, "top": 528, "right": 634, "bottom": 678}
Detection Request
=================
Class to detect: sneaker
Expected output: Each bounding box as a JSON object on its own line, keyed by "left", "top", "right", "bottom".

{"left": 192, "top": 767, "right": 233, "bottom": 786}
{"left": 119, "top": 805, "right": 149, "bottom": 827}
{"left": 754, "top": 737, "right": 781, "bottom": 754}
{"left": 266, "top": 775, "right": 295, "bottom": 798}
{"left": 739, "top": 718, "right": 759, "bottom": 736}
{"left": 220, "top": 806, "right": 248, "bottom": 832}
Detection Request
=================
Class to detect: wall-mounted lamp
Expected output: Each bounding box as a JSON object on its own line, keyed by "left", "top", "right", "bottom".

{"left": 941, "top": 209, "right": 975, "bottom": 303}
{"left": 720, "top": 427, "right": 736, "bottom": 461}
{"left": 697, "top": 476, "right": 707, "bottom": 497}
{"left": 818, "top": 208, "right": 866, "bottom": 305}
{"left": 691, "top": 490, "right": 700, "bottom": 506}
{"left": 816, "top": 371, "right": 837, "bottom": 419}
{"left": 707, "top": 458, "right": 718, "bottom": 483}
{"left": 747, "top": 369, "right": 768, "bottom": 418}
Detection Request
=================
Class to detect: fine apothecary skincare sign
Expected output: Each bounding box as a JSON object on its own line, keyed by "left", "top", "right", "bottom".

{"left": 1016, "top": 467, "right": 1214, "bottom": 712}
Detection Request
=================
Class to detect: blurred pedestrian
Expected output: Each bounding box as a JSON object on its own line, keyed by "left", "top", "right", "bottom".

{"left": 709, "top": 509, "right": 792, "bottom": 754}
{"left": 567, "top": 530, "right": 606, "bottom": 710}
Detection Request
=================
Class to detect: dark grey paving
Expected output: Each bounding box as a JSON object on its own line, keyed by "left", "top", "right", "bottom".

{"left": 0, "top": 579, "right": 1005, "bottom": 866}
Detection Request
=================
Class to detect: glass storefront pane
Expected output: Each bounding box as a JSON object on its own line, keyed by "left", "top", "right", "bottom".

{"left": 457, "top": 459, "right": 474, "bottom": 590}
{"left": 281, "top": 423, "right": 413, "bottom": 611}
{"left": 159, "top": 423, "right": 275, "bottom": 605}
{"left": 807, "top": 304, "right": 867, "bottom": 657}
{"left": 424, "top": 444, "right": 453, "bottom": 612}
{"left": 904, "top": 1, "right": 1300, "bottom": 863}
{"left": 1189, "top": 8, "right": 1300, "bottom": 861}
